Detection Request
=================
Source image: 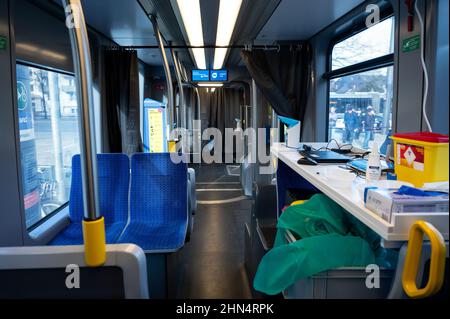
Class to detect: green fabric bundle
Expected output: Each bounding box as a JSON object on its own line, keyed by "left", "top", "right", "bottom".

{"left": 254, "top": 194, "right": 397, "bottom": 295}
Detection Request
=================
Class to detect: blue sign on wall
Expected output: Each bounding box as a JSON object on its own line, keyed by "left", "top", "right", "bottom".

{"left": 192, "top": 70, "right": 210, "bottom": 82}
{"left": 209, "top": 70, "right": 228, "bottom": 82}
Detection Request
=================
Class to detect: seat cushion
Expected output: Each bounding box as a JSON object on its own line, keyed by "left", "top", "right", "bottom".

{"left": 117, "top": 221, "right": 187, "bottom": 252}
{"left": 49, "top": 222, "right": 126, "bottom": 245}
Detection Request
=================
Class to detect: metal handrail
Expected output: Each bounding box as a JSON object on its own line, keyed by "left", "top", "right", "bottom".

{"left": 150, "top": 15, "right": 174, "bottom": 133}
{"left": 62, "top": 0, "right": 105, "bottom": 267}
{"left": 62, "top": 0, "right": 99, "bottom": 221}
{"left": 171, "top": 49, "right": 186, "bottom": 131}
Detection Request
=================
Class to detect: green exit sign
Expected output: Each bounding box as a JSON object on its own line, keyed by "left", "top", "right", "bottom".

{"left": 402, "top": 35, "right": 421, "bottom": 53}
{"left": 0, "top": 35, "right": 7, "bottom": 50}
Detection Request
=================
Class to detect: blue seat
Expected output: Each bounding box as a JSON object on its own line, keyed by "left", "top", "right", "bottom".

{"left": 117, "top": 153, "right": 188, "bottom": 252}
{"left": 50, "top": 154, "right": 130, "bottom": 245}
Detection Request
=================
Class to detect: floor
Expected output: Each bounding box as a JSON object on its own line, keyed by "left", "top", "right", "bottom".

{"left": 176, "top": 164, "right": 253, "bottom": 299}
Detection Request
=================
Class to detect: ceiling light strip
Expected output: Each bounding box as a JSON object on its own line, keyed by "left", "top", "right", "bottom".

{"left": 176, "top": 0, "right": 207, "bottom": 69}
{"left": 213, "top": 0, "right": 243, "bottom": 69}
{"left": 197, "top": 83, "right": 224, "bottom": 87}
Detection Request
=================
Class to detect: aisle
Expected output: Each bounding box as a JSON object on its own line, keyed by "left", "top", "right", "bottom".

{"left": 177, "top": 164, "right": 253, "bottom": 299}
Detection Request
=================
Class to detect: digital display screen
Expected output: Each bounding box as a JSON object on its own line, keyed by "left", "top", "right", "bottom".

{"left": 209, "top": 70, "right": 228, "bottom": 82}
{"left": 192, "top": 70, "right": 210, "bottom": 82}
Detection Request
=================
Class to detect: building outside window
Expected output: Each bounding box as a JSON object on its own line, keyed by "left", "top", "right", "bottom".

{"left": 16, "top": 63, "right": 80, "bottom": 229}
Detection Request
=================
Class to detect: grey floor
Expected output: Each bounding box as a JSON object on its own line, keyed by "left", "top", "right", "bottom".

{"left": 176, "top": 164, "right": 253, "bottom": 299}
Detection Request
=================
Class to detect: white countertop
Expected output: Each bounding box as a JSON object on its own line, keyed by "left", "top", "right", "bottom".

{"left": 271, "top": 142, "right": 449, "bottom": 243}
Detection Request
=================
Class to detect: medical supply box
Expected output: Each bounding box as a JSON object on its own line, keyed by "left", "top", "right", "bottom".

{"left": 365, "top": 188, "right": 449, "bottom": 223}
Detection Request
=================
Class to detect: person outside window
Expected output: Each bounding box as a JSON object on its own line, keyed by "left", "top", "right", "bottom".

{"left": 363, "top": 105, "right": 376, "bottom": 149}
{"left": 343, "top": 105, "right": 356, "bottom": 143}
{"left": 329, "top": 106, "right": 337, "bottom": 138}
{"left": 354, "top": 108, "right": 363, "bottom": 140}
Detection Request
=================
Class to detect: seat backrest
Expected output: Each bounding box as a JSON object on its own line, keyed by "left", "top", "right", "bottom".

{"left": 0, "top": 244, "right": 148, "bottom": 299}
{"left": 70, "top": 154, "right": 130, "bottom": 224}
{"left": 130, "top": 153, "right": 187, "bottom": 225}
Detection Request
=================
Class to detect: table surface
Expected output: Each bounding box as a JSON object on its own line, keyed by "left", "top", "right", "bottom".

{"left": 271, "top": 142, "right": 449, "bottom": 243}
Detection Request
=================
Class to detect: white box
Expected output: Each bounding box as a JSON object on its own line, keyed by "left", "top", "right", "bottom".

{"left": 365, "top": 188, "right": 449, "bottom": 223}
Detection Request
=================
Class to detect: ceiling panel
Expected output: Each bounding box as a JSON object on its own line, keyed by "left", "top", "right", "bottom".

{"left": 200, "top": 0, "right": 220, "bottom": 69}
{"left": 81, "top": 0, "right": 157, "bottom": 46}
{"left": 256, "top": 0, "right": 365, "bottom": 42}
{"left": 77, "top": 0, "right": 366, "bottom": 67}
{"left": 80, "top": 0, "right": 192, "bottom": 66}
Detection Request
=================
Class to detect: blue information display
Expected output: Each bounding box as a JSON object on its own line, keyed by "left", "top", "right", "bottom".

{"left": 209, "top": 70, "right": 228, "bottom": 82}
{"left": 192, "top": 70, "right": 210, "bottom": 82}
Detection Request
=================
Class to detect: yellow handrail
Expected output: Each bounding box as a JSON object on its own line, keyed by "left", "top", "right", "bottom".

{"left": 402, "top": 221, "right": 446, "bottom": 298}
{"left": 168, "top": 140, "right": 177, "bottom": 153}
{"left": 83, "top": 217, "right": 106, "bottom": 267}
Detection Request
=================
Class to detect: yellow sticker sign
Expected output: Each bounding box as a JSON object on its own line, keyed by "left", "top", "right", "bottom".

{"left": 147, "top": 108, "right": 165, "bottom": 153}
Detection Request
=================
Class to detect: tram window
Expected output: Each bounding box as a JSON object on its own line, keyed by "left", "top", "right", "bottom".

{"left": 16, "top": 63, "right": 80, "bottom": 228}
{"left": 328, "top": 17, "right": 395, "bottom": 151}
{"left": 331, "top": 17, "right": 395, "bottom": 70}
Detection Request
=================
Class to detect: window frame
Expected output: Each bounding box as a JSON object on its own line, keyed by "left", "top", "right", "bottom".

{"left": 16, "top": 61, "right": 78, "bottom": 231}
{"left": 325, "top": 12, "right": 396, "bottom": 143}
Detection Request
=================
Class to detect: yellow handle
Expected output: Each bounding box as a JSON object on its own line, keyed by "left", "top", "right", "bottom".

{"left": 168, "top": 140, "right": 177, "bottom": 153}
{"left": 82, "top": 217, "right": 106, "bottom": 267}
{"left": 402, "top": 221, "right": 446, "bottom": 299}
{"left": 291, "top": 200, "right": 307, "bottom": 206}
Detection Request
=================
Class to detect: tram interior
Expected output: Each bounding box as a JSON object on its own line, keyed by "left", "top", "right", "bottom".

{"left": 0, "top": 0, "right": 448, "bottom": 300}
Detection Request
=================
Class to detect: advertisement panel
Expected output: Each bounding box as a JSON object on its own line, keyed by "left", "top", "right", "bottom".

{"left": 143, "top": 98, "right": 167, "bottom": 153}
{"left": 16, "top": 64, "right": 41, "bottom": 227}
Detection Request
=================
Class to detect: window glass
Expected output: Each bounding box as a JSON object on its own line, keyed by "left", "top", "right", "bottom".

{"left": 328, "top": 66, "right": 394, "bottom": 151}
{"left": 332, "top": 17, "right": 395, "bottom": 70}
{"left": 16, "top": 64, "right": 80, "bottom": 228}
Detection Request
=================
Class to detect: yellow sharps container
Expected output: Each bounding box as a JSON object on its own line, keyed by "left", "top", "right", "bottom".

{"left": 392, "top": 132, "right": 449, "bottom": 187}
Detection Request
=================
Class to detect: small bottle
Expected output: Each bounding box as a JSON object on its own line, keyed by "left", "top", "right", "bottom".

{"left": 366, "top": 142, "right": 381, "bottom": 182}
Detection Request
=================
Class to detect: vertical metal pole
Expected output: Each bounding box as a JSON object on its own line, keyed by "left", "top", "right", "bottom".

{"left": 48, "top": 72, "right": 66, "bottom": 203}
{"left": 150, "top": 15, "right": 174, "bottom": 133}
{"left": 193, "top": 88, "right": 202, "bottom": 164}
{"left": 194, "top": 88, "right": 201, "bottom": 123}
{"left": 62, "top": 0, "right": 99, "bottom": 221}
{"left": 171, "top": 49, "right": 186, "bottom": 130}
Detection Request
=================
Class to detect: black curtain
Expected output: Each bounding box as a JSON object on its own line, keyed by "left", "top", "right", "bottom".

{"left": 102, "top": 49, "right": 142, "bottom": 154}
{"left": 240, "top": 44, "right": 312, "bottom": 123}
{"left": 209, "top": 88, "right": 243, "bottom": 136}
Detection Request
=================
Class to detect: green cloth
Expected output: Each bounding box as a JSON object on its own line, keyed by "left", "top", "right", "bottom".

{"left": 254, "top": 194, "right": 397, "bottom": 295}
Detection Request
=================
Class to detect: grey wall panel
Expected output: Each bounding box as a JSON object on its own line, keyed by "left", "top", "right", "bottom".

{"left": 14, "top": 0, "right": 73, "bottom": 72}
{"left": 312, "top": 40, "right": 329, "bottom": 143}
{"left": 425, "top": 0, "right": 449, "bottom": 134}
{"left": 395, "top": 0, "right": 425, "bottom": 133}
{"left": 0, "top": 0, "right": 25, "bottom": 246}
